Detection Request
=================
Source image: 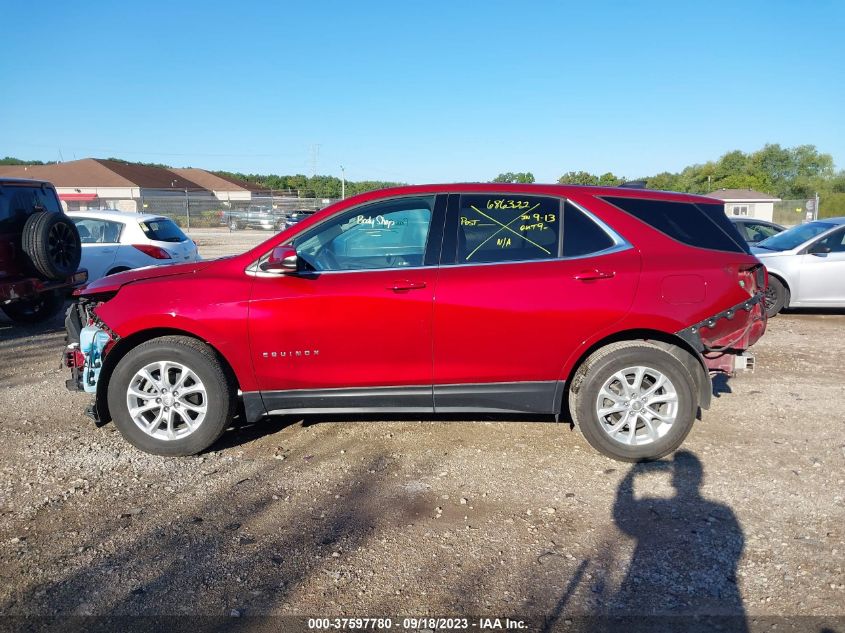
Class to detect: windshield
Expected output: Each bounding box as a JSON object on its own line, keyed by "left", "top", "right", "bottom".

{"left": 756, "top": 221, "right": 834, "bottom": 251}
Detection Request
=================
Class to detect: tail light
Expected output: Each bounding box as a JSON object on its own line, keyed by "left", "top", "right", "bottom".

{"left": 132, "top": 244, "right": 172, "bottom": 259}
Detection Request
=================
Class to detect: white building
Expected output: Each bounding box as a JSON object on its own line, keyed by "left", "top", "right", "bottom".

{"left": 706, "top": 189, "right": 781, "bottom": 222}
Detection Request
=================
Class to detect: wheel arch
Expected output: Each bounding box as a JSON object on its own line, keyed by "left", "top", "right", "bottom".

{"left": 94, "top": 327, "right": 240, "bottom": 425}
{"left": 766, "top": 271, "right": 791, "bottom": 307}
{"left": 560, "top": 328, "right": 711, "bottom": 423}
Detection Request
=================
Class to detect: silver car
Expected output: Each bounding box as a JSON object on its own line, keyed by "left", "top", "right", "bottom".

{"left": 752, "top": 217, "right": 845, "bottom": 316}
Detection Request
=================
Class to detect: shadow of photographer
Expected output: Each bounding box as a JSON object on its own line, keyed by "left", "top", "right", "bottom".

{"left": 602, "top": 450, "right": 747, "bottom": 631}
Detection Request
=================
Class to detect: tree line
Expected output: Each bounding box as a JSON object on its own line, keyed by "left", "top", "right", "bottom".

{"left": 5, "top": 143, "right": 845, "bottom": 214}
{"left": 549, "top": 144, "right": 845, "bottom": 215}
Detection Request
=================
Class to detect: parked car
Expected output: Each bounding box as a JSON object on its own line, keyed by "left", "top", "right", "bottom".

{"left": 0, "top": 178, "right": 86, "bottom": 323}
{"left": 220, "top": 206, "right": 277, "bottom": 231}
{"left": 752, "top": 217, "right": 845, "bottom": 317}
{"left": 729, "top": 217, "right": 785, "bottom": 245}
{"left": 63, "top": 184, "right": 767, "bottom": 461}
{"left": 67, "top": 211, "right": 200, "bottom": 282}
{"left": 282, "top": 209, "right": 316, "bottom": 230}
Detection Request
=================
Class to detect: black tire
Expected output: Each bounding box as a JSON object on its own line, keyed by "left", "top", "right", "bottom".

{"left": 107, "top": 336, "right": 236, "bottom": 456}
{"left": 568, "top": 341, "right": 698, "bottom": 462}
{"left": 764, "top": 276, "right": 788, "bottom": 318}
{"left": 22, "top": 212, "right": 82, "bottom": 280}
{"left": 1, "top": 290, "right": 65, "bottom": 324}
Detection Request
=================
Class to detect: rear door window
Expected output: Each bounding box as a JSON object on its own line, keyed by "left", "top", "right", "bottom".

{"left": 72, "top": 218, "right": 124, "bottom": 243}
{"left": 455, "top": 194, "right": 560, "bottom": 264}
{"left": 140, "top": 218, "right": 188, "bottom": 242}
{"left": 603, "top": 196, "right": 750, "bottom": 254}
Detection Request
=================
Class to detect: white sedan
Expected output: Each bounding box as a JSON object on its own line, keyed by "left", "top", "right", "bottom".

{"left": 67, "top": 210, "right": 200, "bottom": 282}
{"left": 752, "top": 216, "right": 845, "bottom": 316}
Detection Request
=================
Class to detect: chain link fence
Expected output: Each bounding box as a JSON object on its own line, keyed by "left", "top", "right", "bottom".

{"left": 87, "top": 190, "right": 339, "bottom": 229}
{"left": 773, "top": 199, "right": 816, "bottom": 227}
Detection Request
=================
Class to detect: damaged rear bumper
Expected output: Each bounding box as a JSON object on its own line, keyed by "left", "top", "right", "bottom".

{"left": 677, "top": 290, "right": 766, "bottom": 374}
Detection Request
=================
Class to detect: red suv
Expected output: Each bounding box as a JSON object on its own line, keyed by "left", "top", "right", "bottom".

{"left": 1, "top": 178, "right": 85, "bottom": 323}
{"left": 63, "top": 184, "right": 766, "bottom": 461}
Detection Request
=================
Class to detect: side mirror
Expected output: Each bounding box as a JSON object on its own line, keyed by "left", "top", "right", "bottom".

{"left": 808, "top": 243, "right": 831, "bottom": 256}
{"left": 261, "top": 245, "right": 299, "bottom": 273}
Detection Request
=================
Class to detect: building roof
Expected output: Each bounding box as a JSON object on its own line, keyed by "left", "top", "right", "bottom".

{"left": 706, "top": 188, "right": 781, "bottom": 202}
{"left": 171, "top": 168, "right": 267, "bottom": 192}
{"left": 0, "top": 158, "right": 207, "bottom": 190}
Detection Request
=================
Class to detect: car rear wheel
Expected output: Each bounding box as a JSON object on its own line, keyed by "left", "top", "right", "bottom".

{"left": 228, "top": 220, "right": 240, "bottom": 231}
{"left": 107, "top": 336, "right": 235, "bottom": 456}
{"left": 568, "top": 341, "right": 698, "bottom": 462}
{"left": 764, "top": 276, "right": 788, "bottom": 318}
{"left": 1, "top": 290, "right": 65, "bottom": 324}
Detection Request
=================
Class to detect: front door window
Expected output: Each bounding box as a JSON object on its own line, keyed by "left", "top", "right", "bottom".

{"left": 294, "top": 196, "right": 434, "bottom": 271}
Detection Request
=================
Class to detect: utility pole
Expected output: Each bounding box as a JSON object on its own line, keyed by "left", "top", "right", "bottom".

{"left": 340, "top": 165, "right": 346, "bottom": 200}
{"left": 184, "top": 187, "right": 190, "bottom": 230}
{"left": 815, "top": 191, "right": 820, "bottom": 221}
{"left": 310, "top": 144, "right": 321, "bottom": 178}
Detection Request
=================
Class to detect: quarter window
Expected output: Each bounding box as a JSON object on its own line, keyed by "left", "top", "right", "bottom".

{"left": 563, "top": 202, "right": 616, "bottom": 257}
{"left": 294, "top": 196, "right": 434, "bottom": 271}
{"left": 456, "top": 194, "right": 560, "bottom": 264}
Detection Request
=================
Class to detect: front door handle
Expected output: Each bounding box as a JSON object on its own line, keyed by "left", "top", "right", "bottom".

{"left": 573, "top": 269, "right": 615, "bottom": 281}
{"left": 389, "top": 280, "right": 427, "bottom": 291}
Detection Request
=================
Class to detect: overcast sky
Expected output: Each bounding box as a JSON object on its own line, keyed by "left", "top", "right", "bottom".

{"left": 2, "top": 0, "right": 843, "bottom": 183}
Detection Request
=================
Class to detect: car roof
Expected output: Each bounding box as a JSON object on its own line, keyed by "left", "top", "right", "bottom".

{"left": 0, "top": 177, "right": 55, "bottom": 186}
{"left": 340, "top": 183, "right": 721, "bottom": 205}
{"left": 66, "top": 209, "right": 170, "bottom": 223}
{"left": 816, "top": 217, "right": 845, "bottom": 225}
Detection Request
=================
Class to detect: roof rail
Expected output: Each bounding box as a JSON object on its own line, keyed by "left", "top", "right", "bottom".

{"left": 619, "top": 180, "right": 647, "bottom": 189}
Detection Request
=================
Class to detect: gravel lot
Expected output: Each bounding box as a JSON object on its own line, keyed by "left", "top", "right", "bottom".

{"left": 1, "top": 229, "right": 843, "bottom": 629}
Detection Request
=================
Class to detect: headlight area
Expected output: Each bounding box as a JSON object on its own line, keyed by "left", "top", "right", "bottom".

{"left": 63, "top": 296, "right": 119, "bottom": 394}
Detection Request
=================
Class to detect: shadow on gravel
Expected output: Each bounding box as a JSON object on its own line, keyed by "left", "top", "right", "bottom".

{"left": 711, "top": 373, "right": 733, "bottom": 398}
{"left": 212, "top": 411, "right": 559, "bottom": 452}
{"left": 540, "top": 450, "right": 748, "bottom": 632}
{"left": 0, "top": 310, "right": 66, "bottom": 344}
{"left": 0, "top": 449, "right": 437, "bottom": 624}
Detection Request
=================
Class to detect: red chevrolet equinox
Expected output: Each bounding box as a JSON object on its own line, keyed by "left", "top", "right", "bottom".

{"left": 63, "top": 184, "right": 767, "bottom": 461}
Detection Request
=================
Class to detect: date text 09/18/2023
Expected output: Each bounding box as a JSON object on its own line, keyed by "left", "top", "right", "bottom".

{"left": 306, "top": 617, "right": 528, "bottom": 630}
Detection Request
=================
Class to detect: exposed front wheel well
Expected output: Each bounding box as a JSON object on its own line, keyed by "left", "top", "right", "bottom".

{"left": 94, "top": 328, "right": 240, "bottom": 425}
{"left": 561, "top": 330, "right": 711, "bottom": 425}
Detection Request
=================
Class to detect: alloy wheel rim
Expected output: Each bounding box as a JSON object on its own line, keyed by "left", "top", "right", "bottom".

{"left": 48, "top": 222, "right": 78, "bottom": 269}
{"left": 126, "top": 361, "right": 208, "bottom": 440}
{"left": 595, "top": 365, "right": 678, "bottom": 446}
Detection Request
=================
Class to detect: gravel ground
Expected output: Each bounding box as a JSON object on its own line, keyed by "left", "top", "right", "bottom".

{"left": 0, "top": 229, "right": 843, "bottom": 628}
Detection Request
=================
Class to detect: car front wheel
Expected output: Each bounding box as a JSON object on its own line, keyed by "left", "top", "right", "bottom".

{"left": 107, "top": 336, "right": 235, "bottom": 456}
{"left": 568, "top": 341, "right": 698, "bottom": 462}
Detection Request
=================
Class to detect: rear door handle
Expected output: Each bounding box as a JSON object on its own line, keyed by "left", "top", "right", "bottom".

{"left": 573, "top": 269, "right": 615, "bottom": 281}
{"left": 389, "top": 280, "right": 427, "bottom": 291}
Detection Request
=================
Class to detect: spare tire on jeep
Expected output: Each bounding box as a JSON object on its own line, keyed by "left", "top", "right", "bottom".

{"left": 22, "top": 211, "right": 82, "bottom": 280}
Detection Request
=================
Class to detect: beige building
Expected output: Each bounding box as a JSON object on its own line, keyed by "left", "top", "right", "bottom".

{"left": 706, "top": 189, "right": 781, "bottom": 222}
{"left": 0, "top": 158, "right": 263, "bottom": 212}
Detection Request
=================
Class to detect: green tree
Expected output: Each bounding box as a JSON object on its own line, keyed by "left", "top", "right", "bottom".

{"left": 492, "top": 172, "right": 535, "bottom": 183}
{"left": 558, "top": 171, "right": 599, "bottom": 185}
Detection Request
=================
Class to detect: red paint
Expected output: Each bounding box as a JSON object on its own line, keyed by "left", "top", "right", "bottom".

{"left": 77, "top": 184, "right": 767, "bottom": 397}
